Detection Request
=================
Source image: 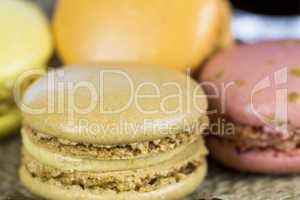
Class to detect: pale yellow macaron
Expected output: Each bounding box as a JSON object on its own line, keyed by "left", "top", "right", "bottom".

{"left": 0, "top": 0, "right": 52, "bottom": 138}
{"left": 20, "top": 65, "right": 208, "bottom": 200}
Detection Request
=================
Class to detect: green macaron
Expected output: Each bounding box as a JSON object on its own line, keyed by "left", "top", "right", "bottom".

{"left": 0, "top": 0, "right": 52, "bottom": 138}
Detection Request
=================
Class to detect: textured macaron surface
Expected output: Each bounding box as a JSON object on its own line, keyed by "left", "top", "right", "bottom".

{"left": 21, "top": 131, "right": 207, "bottom": 199}
{"left": 22, "top": 138, "right": 206, "bottom": 193}
{"left": 22, "top": 65, "right": 208, "bottom": 145}
{"left": 22, "top": 123, "right": 208, "bottom": 161}
{"left": 21, "top": 122, "right": 207, "bottom": 199}
{"left": 201, "top": 40, "right": 300, "bottom": 129}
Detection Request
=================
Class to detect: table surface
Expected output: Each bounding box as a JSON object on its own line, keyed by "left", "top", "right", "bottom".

{"left": 2, "top": 1, "right": 300, "bottom": 199}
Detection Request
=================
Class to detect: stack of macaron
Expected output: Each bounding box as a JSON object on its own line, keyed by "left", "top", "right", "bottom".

{"left": 20, "top": 66, "right": 209, "bottom": 200}
{"left": 201, "top": 40, "right": 300, "bottom": 173}
{"left": 0, "top": 0, "right": 52, "bottom": 138}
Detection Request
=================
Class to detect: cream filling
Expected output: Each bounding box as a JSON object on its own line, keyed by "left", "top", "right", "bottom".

{"left": 22, "top": 132, "right": 207, "bottom": 172}
{"left": 20, "top": 160, "right": 207, "bottom": 200}
{"left": 24, "top": 126, "right": 203, "bottom": 160}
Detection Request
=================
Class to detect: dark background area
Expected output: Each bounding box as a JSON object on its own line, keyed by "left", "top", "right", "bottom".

{"left": 231, "top": 0, "right": 300, "bottom": 15}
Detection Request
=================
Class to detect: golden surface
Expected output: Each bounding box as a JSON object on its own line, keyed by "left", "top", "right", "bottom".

{"left": 53, "top": 0, "right": 232, "bottom": 71}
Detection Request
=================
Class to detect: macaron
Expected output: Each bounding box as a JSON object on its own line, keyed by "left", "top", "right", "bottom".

{"left": 20, "top": 65, "right": 209, "bottom": 200}
{"left": 0, "top": 0, "right": 52, "bottom": 138}
{"left": 53, "top": 0, "right": 232, "bottom": 71}
{"left": 201, "top": 40, "right": 300, "bottom": 174}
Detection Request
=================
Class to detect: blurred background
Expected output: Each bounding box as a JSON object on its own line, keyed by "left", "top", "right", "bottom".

{"left": 231, "top": 0, "right": 300, "bottom": 42}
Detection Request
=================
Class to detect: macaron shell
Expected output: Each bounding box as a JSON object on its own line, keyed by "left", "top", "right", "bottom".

{"left": 22, "top": 66, "right": 208, "bottom": 145}
{"left": 207, "top": 136, "right": 300, "bottom": 174}
{"left": 0, "top": 0, "right": 52, "bottom": 96}
{"left": 201, "top": 41, "right": 300, "bottom": 128}
{"left": 0, "top": 108, "right": 21, "bottom": 138}
{"left": 53, "top": 0, "right": 231, "bottom": 71}
{"left": 20, "top": 161, "right": 206, "bottom": 200}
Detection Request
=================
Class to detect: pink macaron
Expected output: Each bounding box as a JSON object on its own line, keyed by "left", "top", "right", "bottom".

{"left": 201, "top": 40, "right": 300, "bottom": 173}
